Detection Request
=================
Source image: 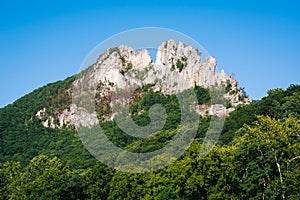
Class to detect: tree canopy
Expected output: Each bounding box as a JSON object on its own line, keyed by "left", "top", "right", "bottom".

{"left": 0, "top": 80, "right": 299, "bottom": 199}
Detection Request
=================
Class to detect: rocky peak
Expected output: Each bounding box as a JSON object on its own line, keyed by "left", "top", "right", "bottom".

{"left": 155, "top": 40, "right": 226, "bottom": 87}
{"left": 96, "top": 45, "right": 152, "bottom": 70}
{"left": 36, "top": 40, "right": 252, "bottom": 129}
{"left": 156, "top": 40, "right": 200, "bottom": 67}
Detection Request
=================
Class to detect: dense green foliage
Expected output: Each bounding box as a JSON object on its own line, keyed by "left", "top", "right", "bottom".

{"left": 219, "top": 84, "right": 300, "bottom": 145}
{"left": 0, "top": 76, "right": 95, "bottom": 168}
{"left": 0, "top": 77, "right": 299, "bottom": 199}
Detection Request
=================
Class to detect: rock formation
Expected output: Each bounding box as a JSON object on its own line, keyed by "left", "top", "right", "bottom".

{"left": 36, "top": 40, "right": 251, "bottom": 128}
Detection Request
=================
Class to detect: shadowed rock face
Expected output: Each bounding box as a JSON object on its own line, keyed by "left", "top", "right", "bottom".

{"left": 36, "top": 40, "right": 251, "bottom": 128}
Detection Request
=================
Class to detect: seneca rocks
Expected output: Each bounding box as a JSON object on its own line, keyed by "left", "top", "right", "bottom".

{"left": 36, "top": 40, "right": 251, "bottom": 128}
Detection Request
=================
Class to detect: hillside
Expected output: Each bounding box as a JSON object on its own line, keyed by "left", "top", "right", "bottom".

{"left": 0, "top": 41, "right": 299, "bottom": 199}
{"left": 33, "top": 40, "right": 250, "bottom": 130}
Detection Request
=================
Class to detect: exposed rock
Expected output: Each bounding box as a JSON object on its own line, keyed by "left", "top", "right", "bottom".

{"left": 58, "top": 108, "right": 72, "bottom": 127}
{"left": 37, "top": 40, "right": 251, "bottom": 129}
{"left": 69, "top": 104, "right": 98, "bottom": 128}
{"left": 42, "top": 116, "right": 55, "bottom": 129}
{"left": 196, "top": 104, "right": 235, "bottom": 117}
{"left": 36, "top": 105, "right": 98, "bottom": 129}
{"left": 36, "top": 107, "right": 46, "bottom": 118}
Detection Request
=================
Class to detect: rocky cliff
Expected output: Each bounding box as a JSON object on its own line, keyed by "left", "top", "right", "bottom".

{"left": 36, "top": 40, "right": 251, "bottom": 128}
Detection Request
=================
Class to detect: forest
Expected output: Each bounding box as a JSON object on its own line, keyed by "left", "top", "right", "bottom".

{"left": 0, "top": 78, "right": 299, "bottom": 199}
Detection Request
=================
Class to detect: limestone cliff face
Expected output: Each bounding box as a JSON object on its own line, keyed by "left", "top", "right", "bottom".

{"left": 156, "top": 40, "right": 221, "bottom": 87}
{"left": 36, "top": 40, "right": 251, "bottom": 128}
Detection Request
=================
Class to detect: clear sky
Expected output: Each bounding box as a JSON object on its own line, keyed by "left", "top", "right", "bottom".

{"left": 0, "top": 0, "right": 299, "bottom": 108}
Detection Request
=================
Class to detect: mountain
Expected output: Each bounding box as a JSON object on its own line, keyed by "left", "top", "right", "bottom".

{"left": 34, "top": 40, "right": 250, "bottom": 129}
{"left": 0, "top": 41, "right": 299, "bottom": 199}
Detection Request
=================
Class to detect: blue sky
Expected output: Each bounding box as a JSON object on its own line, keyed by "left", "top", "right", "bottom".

{"left": 0, "top": 0, "right": 299, "bottom": 107}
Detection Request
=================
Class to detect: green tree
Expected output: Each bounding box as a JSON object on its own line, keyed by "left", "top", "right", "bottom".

{"left": 234, "top": 116, "right": 300, "bottom": 199}
{"left": 9, "top": 155, "right": 84, "bottom": 199}
{"left": 0, "top": 161, "right": 22, "bottom": 199}
{"left": 83, "top": 161, "right": 114, "bottom": 200}
{"left": 108, "top": 172, "right": 145, "bottom": 200}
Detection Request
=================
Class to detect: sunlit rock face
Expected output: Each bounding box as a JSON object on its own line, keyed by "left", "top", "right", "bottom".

{"left": 37, "top": 40, "right": 251, "bottom": 128}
